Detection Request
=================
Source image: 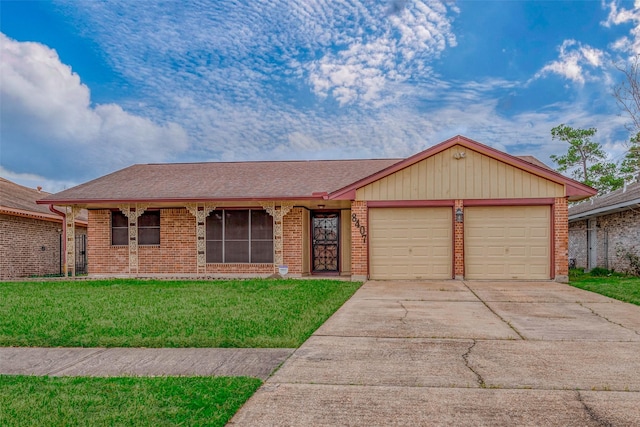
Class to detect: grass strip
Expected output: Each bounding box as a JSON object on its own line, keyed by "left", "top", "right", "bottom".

{"left": 0, "top": 278, "right": 360, "bottom": 348}
{"left": 0, "top": 375, "right": 260, "bottom": 427}
{"left": 570, "top": 270, "right": 640, "bottom": 306}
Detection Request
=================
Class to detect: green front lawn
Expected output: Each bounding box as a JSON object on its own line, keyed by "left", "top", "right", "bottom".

{"left": 0, "top": 375, "right": 261, "bottom": 427}
{"left": 0, "top": 278, "right": 360, "bottom": 348}
{"left": 569, "top": 270, "right": 640, "bottom": 306}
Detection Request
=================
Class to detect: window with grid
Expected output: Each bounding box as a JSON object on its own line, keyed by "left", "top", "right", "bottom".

{"left": 206, "top": 209, "right": 273, "bottom": 263}
{"left": 111, "top": 210, "right": 160, "bottom": 246}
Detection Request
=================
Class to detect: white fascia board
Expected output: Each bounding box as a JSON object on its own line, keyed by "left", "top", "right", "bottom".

{"left": 568, "top": 198, "right": 640, "bottom": 221}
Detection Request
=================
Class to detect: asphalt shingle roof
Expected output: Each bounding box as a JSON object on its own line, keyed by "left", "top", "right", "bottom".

{"left": 569, "top": 181, "right": 640, "bottom": 218}
{"left": 1, "top": 177, "right": 89, "bottom": 221}
{"left": 38, "top": 159, "right": 402, "bottom": 203}
{"left": 1, "top": 177, "right": 56, "bottom": 215}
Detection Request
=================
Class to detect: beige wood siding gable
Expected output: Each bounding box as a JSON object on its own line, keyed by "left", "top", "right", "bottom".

{"left": 356, "top": 145, "right": 564, "bottom": 200}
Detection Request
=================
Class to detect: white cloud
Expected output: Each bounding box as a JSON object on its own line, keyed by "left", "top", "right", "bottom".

{"left": 602, "top": 0, "right": 640, "bottom": 54}
{"left": 3, "top": 0, "right": 629, "bottom": 192}
{"left": 306, "top": 0, "right": 458, "bottom": 105}
{"left": 0, "top": 33, "right": 189, "bottom": 183}
{"left": 533, "top": 40, "right": 607, "bottom": 84}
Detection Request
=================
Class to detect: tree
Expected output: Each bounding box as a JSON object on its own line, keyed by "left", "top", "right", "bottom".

{"left": 614, "top": 54, "right": 640, "bottom": 133}
{"left": 614, "top": 55, "right": 640, "bottom": 182}
{"left": 549, "top": 124, "right": 624, "bottom": 195}
{"left": 620, "top": 131, "right": 640, "bottom": 182}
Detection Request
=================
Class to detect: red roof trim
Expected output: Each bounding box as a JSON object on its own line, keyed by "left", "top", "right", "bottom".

{"left": 0, "top": 207, "right": 88, "bottom": 226}
{"left": 36, "top": 195, "right": 326, "bottom": 205}
{"left": 329, "top": 135, "right": 596, "bottom": 200}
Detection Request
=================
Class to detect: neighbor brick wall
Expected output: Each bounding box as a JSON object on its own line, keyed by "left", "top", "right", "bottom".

{"left": 350, "top": 201, "right": 368, "bottom": 277}
{"left": 1, "top": 214, "right": 86, "bottom": 279}
{"left": 569, "top": 209, "right": 640, "bottom": 274}
{"left": 554, "top": 198, "right": 569, "bottom": 281}
{"left": 568, "top": 220, "right": 588, "bottom": 269}
{"left": 597, "top": 209, "right": 640, "bottom": 274}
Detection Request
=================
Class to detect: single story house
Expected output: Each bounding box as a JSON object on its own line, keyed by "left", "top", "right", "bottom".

{"left": 37, "top": 136, "right": 595, "bottom": 282}
{"left": 569, "top": 180, "right": 640, "bottom": 274}
{"left": 1, "top": 177, "right": 88, "bottom": 279}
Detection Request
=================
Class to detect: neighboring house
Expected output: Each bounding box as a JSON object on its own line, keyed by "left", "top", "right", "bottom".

{"left": 1, "top": 177, "right": 88, "bottom": 279}
{"left": 37, "top": 136, "right": 595, "bottom": 282}
{"left": 568, "top": 181, "right": 640, "bottom": 274}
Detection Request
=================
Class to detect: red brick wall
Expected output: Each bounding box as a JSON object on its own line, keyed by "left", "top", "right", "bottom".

{"left": 88, "top": 208, "right": 298, "bottom": 276}
{"left": 1, "top": 214, "right": 86, "bottom": 279}
{"left": 139, "top": 208, "right": 197, "bottom": 274}
{"left": 282, "top": 208, "right": 303, "bottom": 275}
{"left": 88, "top": 210, "right": 129, "bottom": 274}
{"left": 554, "top": 198, "right": 569, "bottom": 281}
{"left": 206, "top": 263, "right": 274, "bottom": 274}
{"left": 454, "top": 200, "right": 464, "bottom": 278}
{"left": 350, "top": 201, "right": 368, "bottom": 277}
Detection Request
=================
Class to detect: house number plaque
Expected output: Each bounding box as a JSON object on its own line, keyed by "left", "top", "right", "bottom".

{"left": 351, "top": 213, "right": 367, "bottom": 243}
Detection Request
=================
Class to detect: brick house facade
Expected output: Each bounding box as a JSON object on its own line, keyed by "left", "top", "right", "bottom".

{"left": 38, "top": 136, "right": 595, "bottom": 282}
{"left": 569, "top": 181, "right": 640, "bottom": 275}
{"left": 1, "top": 178, "right": 87, "bottom": 280}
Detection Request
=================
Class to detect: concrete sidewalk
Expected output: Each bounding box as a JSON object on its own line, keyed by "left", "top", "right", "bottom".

{"left": 0, "top": 347, "right": 293, "bottom": 380}
{"left": 229, "top": 280, "right": 640, "bottom": 426}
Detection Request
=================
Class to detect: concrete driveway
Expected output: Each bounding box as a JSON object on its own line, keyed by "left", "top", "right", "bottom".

{"left": 230, "top": 280, "right": 640, "bottom": 426}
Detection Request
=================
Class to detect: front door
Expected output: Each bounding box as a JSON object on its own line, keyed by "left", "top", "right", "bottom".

{"left": 312, "top": 212, "right": 340, "bottom": 273}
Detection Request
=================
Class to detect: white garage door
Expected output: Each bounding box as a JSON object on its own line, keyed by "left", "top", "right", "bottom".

{"left": 465, "top": 206, "right": 550, "bottom": 280}
{"left": 369, "top": 207, "right": 452, "bottom": 280}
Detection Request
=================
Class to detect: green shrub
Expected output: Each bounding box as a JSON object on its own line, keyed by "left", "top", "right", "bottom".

{"left": 589, "top": 267, "right": 613, "bottom": 277}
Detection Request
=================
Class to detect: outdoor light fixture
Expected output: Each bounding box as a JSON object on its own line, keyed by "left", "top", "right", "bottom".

{"left": 453, "top": 151, "right": 466, "bottom": 160}
{"left": 455, "top": 208, "right": 463, "bottom": 223}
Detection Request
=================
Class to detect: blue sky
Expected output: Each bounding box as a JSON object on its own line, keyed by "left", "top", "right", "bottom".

{"left": 1, "top": 0, "right": 639, "bottom": 192}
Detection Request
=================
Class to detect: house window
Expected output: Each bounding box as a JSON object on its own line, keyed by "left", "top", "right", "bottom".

{"left": 111, "top": 211, "right": 128, "bottom": 245}
{"left": 206, "top": 209, "right": 273, "bottom": 263}
{"left": 111, "top": 211, "right": 160, "bottom": 246}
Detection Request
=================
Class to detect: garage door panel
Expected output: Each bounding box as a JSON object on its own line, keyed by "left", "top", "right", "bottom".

{"left": 508, "top": 228, "right": 526, "bottom": 238}
{"left": 465, "top": 206, "right": 550, "bottom": 280}
{"left": 369, "top": 207, "right": 452, "bottom": 280}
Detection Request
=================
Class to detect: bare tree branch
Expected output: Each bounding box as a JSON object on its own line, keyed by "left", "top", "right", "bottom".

{"left": 614, "top": 54, "right": 640, "bottom": 133}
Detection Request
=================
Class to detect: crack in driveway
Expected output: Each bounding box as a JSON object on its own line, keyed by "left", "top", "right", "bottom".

{"left": 398, "top": 301, "right": 409, "bottom": 324}
{"left": 580, "top": 303, "right": 640, "bottom": 337}
{"left": 461, "top": 339, "right": 486, "bottom": 388}
{"left": 462, "top": 281, "right": 525, "bottom": 340}
{"left": 575, "top": 390, "right": 613, "bottom": 427}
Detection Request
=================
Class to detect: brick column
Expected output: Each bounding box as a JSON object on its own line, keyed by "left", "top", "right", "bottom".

{"left": 185, "top": 203, "right": 216, "bottom": 274}
{"left": 262, "top": 202, "right": 293, "bottom": 274}
{"left": 554, "top": 197, "right": 569, "bottom": 283}
{"left": 350, "top": 201, "right": 368, "bottom": 281}
{"left": 118, "top": 203, "right": 149, "bottom": 275}
{"left": 283, "top": 208, "right": 303, "bottom": 276}
{"left": 454, "top": 200, "right": 464, "bottom": 280}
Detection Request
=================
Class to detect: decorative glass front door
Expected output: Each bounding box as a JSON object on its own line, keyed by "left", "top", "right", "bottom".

{"left": 312, "top": 212, "right": 339, "bottom": 272}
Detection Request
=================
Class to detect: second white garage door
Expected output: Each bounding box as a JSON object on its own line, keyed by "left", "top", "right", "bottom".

{"left": 369, "top": 207, "right": 452, "bottom": 280}
{"left": 465, "top": 206, "right": 551, "bottom": 280}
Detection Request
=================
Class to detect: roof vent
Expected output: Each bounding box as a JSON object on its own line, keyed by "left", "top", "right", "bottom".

{"left": 37, "top": 186, "right": 42, "bottom": 192}
{"left": 623, "top": 181, "right": 627, "bottom": 193}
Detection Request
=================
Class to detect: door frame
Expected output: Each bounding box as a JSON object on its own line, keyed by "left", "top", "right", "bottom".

{"left": 310, "top": 210, "right": 341, "bottom": 274}
{"left": 588, "top": 218, "right": 597, "bottom": 270}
